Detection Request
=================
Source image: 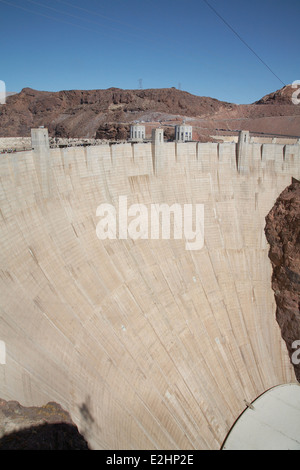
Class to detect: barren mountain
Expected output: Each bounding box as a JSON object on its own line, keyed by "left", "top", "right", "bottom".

{"left": 0, "top": 84, "right": 299, "bottom": 140}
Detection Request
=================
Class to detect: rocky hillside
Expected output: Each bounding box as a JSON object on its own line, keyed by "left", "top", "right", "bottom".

{"left": 0, "top": 87, "right": 234, "bottom": 139}
{"left": 255, "top": 84, "right": 300, "bottom": 105}
{"left": 0, "top": 84, "right": 299, "bottom": 140}
{"left": 265, "top": 178, "right": 300, "bottom": 382}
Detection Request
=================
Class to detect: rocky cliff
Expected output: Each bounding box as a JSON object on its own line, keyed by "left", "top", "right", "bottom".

{"left": 265, "top": 178, "right": 300, "bottom": 382}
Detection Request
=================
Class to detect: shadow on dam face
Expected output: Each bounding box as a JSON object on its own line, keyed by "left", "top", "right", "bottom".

{"left": 0, "top": 140, "right": 299, "bottom": 449}
{"left": 0, "top": 422, "right": 90, "bottom": 450}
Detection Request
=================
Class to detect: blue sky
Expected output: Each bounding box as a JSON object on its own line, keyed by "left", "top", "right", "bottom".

{"left": 1, "top": 0, "right": 299, "bottom": 103}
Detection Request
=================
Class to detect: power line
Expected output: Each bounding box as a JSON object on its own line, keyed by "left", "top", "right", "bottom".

{"left": 202, "top": 0, "right": 286, "bottom": 87}
{"left": 0, "top": 0, "right": 188, "bottom": 62}
{"left": 0, "top": 0, "right": 107, "bottom": 35}
{"left": 0, "top": 0, "right": 159, "bottom": 47}
{"left": 56, "top": 0, "right": 151, "bottom": 34}
{"left": 24, "top": 0, "right": 151, "bottom": 42}
{"left": 0, "top": 0, "right": 208, "bottom": 79}
{"left": 55, "top": 0, "right": 192, "bottom": 50}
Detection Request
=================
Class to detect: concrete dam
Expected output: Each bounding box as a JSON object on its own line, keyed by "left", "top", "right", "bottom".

{"left": 0, "top": 129, "right": 299, "bottom": 449}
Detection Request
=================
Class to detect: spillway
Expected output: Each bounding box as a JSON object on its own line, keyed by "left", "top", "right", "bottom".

{"left": 0, "top": 134, "right": 299, "bottom": 449}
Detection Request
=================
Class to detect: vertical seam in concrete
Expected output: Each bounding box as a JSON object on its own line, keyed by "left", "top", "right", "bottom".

{"left": 109, "top": 143, "right": 113, "bottom": 164}
{"left": 151, "top": 142, "right": 155, "bottom": 175}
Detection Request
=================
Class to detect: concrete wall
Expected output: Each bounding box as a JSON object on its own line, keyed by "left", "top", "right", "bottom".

{"left": 213, "top": 135, "right": 299, "bottom": 145}
{"left": 0, "top": 140, "right": 299, "bottom": 449}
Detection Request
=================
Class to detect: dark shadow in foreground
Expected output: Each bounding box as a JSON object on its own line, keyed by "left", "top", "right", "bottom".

{"left": 0, "top": 422, "right": 90, "bottom": 450}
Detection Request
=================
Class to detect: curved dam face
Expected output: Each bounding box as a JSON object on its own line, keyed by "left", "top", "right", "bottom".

{"left": 0, "top": 136, "right": 299, "bottom": 449}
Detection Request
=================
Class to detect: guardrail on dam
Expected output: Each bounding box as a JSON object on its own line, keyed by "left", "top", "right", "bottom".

{"left": 0, "top": 131, "right": 299, "bottom": 449}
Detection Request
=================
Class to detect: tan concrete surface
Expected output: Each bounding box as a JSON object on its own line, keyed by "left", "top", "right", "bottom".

{"left": 0, "top": 140, "right": 299, "bottom": 449}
